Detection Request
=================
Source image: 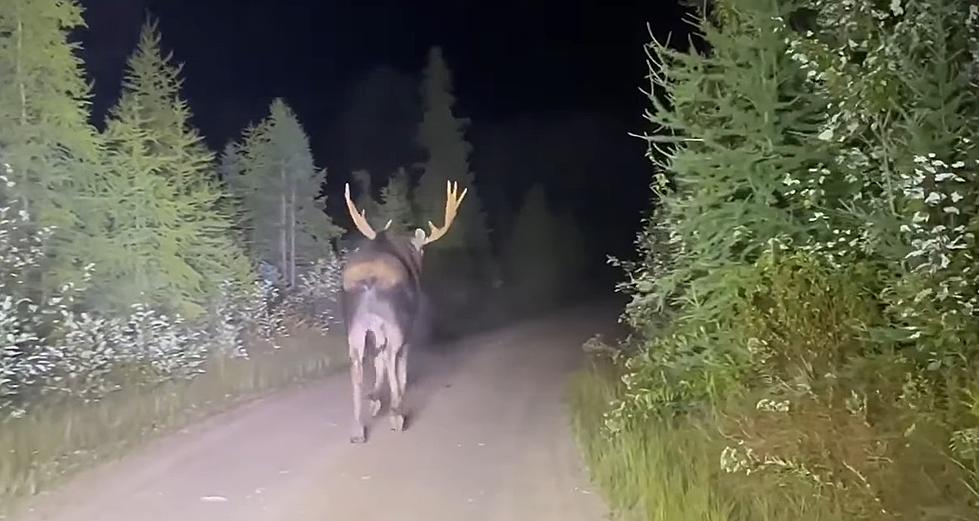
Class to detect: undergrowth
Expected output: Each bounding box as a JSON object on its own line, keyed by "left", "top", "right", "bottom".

{"left": 572, "top": 0, "right": 979, "bottom": 519}
{"left": 570, "top": 362, "right": 737, "bottom": 520}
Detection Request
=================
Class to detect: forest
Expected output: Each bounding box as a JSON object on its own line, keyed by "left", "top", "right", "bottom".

{"left": 0, "top": 1, "right": 593, "bottom": 505}
{"left": 7, "top": 0, "right": 979, "bottom": 518}
{"left": 571, "top": 0, "right": 979, "bottom": 519}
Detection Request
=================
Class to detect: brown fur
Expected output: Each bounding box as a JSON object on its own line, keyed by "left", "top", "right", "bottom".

{"left": 342, "top": 253, "right": 410, "bottom": 292}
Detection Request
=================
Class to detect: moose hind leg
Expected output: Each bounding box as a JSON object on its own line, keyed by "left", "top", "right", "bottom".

{"left": 348, "top": 331, "right": 367, "bottom": 444}
{"left": 369, "top": 350, "right": 386, "bottom": 417}
{"left": 396, "top": 344, "right": 408, "bottom": 403}
{"left": 387, "top": 344, "right": 406, "bottom": 432}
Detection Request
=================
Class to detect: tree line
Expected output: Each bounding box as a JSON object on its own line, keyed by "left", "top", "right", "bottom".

{"left": 0, "top": 1, "right": 592, "bottom": 411}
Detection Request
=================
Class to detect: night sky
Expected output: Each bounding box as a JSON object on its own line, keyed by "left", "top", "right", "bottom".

{"left": 79, "top": 0, "right": 690, "bottom": 270}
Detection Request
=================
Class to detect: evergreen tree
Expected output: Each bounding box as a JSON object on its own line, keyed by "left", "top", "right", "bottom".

{"left": 413, "top": 46, "right": 491, "bottom": 255}
{"left": 503, "top": 184, "right": 563, "bottom": 311}
{"left": 377, "top": 166, "right": 414, "bottom": 233}
{"left": 217, "top": 141, "right": 241, "bottom": 183}
{"left": 0, "top": 0, "right": 102, "bottom": 287}
{"left": 89, "top": 19, "right": 250, "bottom": 317}
{"left": 627, "top": 0, "right": 834, "bottom": 322}
{"left": 350, "top": 168, "right": 385, "bottom": 229}
{"left": 228, "top": 98, "right": 342, "bottom": 286}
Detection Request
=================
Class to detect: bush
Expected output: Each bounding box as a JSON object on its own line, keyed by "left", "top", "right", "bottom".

{"left": 584, "top": 251, "right": 979, "bottom": 520}
{"left": 282, "top": 250, "right": 346, "bottom": 331}
{"left": 0, "top": 173, "right": 335, "bottom": 417}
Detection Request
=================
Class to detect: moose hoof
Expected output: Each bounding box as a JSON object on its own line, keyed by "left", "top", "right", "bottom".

{"left": 369, "top": 399, "right": 382, "bottom": 417}
{"left": 350, "top": 426, "right": 367, "bottom": 444}
{"left": 390, "top": 414, "right": 405, "bottom": 432}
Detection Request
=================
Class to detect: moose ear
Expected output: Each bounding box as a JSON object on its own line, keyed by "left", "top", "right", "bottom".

{"left": 411, "top": 228, "right": 426, "bottom": 251}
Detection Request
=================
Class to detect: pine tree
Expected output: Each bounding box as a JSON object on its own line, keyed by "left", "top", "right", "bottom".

{"left": 413, "top": 46, "right": 491, "bottom": 255}
{"left": 88, "top": 19, "right": 250, "bottom": 317}
{"left": 0, "top": 0, "right": 102, "bottom": 288}
{"left": 228, "top": 99, "right": 343, "bottom": 286}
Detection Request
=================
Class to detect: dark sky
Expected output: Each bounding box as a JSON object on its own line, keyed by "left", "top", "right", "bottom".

{"left": 79, "top": 0, "right": 689, "bottom": 267}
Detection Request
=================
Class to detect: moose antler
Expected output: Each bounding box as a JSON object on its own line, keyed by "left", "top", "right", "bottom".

{"left": 421, "top": 180, "right": 468, "bottom": 246}
{"left": 344, "top": 183, "right": 391, "bottom": 240}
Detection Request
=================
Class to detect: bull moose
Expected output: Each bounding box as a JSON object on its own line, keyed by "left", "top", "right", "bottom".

{"left": 340, "top": 180, "right": 467, "bottom": 443}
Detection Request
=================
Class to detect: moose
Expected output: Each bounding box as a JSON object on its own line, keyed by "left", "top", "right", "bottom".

{"left": 340, "top": 180, "right": 467, "bottom": 443}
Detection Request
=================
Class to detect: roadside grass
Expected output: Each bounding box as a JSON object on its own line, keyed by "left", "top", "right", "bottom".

{"left": 0, "top": 325, "right": 348, "bottom": 517}
{"left": 568, "top": 356, "right": 979, "bottom": 521}
{"left": 569, "top": 360, "right": 739, "bottom": 521}
{"left": 567, "top": 361, "right": 839, "bottom": 521}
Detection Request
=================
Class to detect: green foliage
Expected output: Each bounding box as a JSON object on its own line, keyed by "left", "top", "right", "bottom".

{"left": 377, "top": 166, "right": 414, "bottom": 233}
{"left": 413, "top": 46, "right": 491, "bottom": 256}
{"left": 226, "top": 98, "right": 343, "bottom": 284}
{"left": 575, "top": 0, "right": 979, "bottom": 519}
{"left": 349, "top": 168, "right": 384, "bottom": 228}
{"left": 570, "top": 365, "right": 737, "bottom": 521}
{"left": 502, "top": 183, "right": 587, "bottom": 313}
{"left": 503, "top": 184, "right": 558, "bottom": 309}
{"left": 0, "top": 0, "right": 101, "bottom": 288}
{"left": 632, "top": 0, "right": 834, "bottom": 322}
{"left": 85, "top": 20, "right": 250, "bottom": 317}
{"left": 786, "top": 0, "right": 979, "bottom": 373}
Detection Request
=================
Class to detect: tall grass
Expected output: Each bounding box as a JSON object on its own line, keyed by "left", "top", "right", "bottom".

{"left": 569, "top": 357, "right": 979, "bottom": 521}
{"left": 569, "top": 362, "right": 737, "bottom": 520}
{"left": 0, "top": 325, "right": 347, "bottom": 517}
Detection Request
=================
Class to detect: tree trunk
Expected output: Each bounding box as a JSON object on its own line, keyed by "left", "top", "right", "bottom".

{"left": 289, "top": 180, "right": 297, "bottom": 287}
{"left": 280, "top": 166, "right": 288, "bottom": 286}
{"left": 16, "top": 16, "right": 28, "bottom": 215}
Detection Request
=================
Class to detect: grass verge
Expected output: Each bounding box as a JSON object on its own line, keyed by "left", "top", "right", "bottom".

{"left": 568, "top": 360, "right": 737, "bottom": 521}
{"left": 0, "top": 325, "right": 347, "bottom": 517}
{"left": 569, "top": 357, "right": 979, "bottom": 521}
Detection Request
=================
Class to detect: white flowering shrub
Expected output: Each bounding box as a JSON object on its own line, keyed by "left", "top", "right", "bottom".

{"left": 0, "top": 177, "right": 88, "bottom": 409}
{"left": 282, "top": 249, "right": 345, "bottom": 332}
{"left": 0, "top": 168, "right": 298, "bottom": 416}
{"left": 205, "top": 278, "right": 288, "bottom": 356}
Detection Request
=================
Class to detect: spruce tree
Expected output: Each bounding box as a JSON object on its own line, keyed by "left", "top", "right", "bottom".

{"left": 0, "top": 0, "right": 101, "bottom": 287}
{"left": 631, "top": 0, "right": 833, "bottom": 319}
{"left": 350, "top": 168, "right": 384, "bottom": 229}
{"left": 413, "top": 46, "right": 491, "bottom": 255}
{"left": 89, "top": 19, "right": 250, "bottom": 317}
{"left": 228, "top": 99, "right": 342, "bottom": 286}
{"left": 503, "top": 184, "right": 563, "bottom": 311}
{"left": 377, "top": 167, "right": 414, "bottom": 233}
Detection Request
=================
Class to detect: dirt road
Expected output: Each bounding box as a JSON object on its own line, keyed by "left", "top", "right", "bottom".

{"left": 11, "top": 303, "right": 619, "bottom": 521}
